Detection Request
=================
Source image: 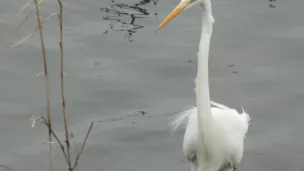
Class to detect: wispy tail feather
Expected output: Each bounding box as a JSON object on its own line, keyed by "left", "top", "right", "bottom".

{"left": 168, "top": 106, "right": 196, "bottom": 132}
{"left": 168, "top": 100, "right": 224, "bottom": 132}
{"left": 168, "top": 101, "right": 251, "bottom": 135}
{"left": 240, "top": 108, "right": 251, "bottom": 135}
{"left": 241, "top": 107, "right": 251, "bottom": 123}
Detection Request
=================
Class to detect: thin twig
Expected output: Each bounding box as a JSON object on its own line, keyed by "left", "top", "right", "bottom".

{"left": 16, "top": 10, "right": 33, "bottom": 31}
{"left": 72, "top": 122, "right": 94, "bottom": 170}
{"left": 10, "top": 0, "right": 45, "bottom": 19}
{"left": 57, "top": 0, "right": 72, "bottom": 170}
{"left": 10, "top": 0, "right": 32, "bottom": 19}
{"left": 11, "top": 12, "right": 58, "bottom": 48}
{"left": 33, "top": 1, "right": 53, "bottom": 171}
{"left": 10, "top": 32, "right": 32, "bottom": 48}
{"left": 40, "top": 117, "right": 70, "bottom": 166}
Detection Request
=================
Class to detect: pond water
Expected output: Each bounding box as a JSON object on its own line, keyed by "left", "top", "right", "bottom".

{"left": 0, "top": 0, "right": 304, "bottom": 171}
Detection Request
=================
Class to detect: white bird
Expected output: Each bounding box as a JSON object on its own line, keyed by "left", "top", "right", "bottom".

{"left": 156, "top": 0, "right": 251, "bottom": 171}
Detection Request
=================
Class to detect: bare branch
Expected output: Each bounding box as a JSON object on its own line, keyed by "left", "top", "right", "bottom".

{"left": 56, "top": 0, "right": 73, "bottom": 170}
{"left": 10, "top": 0, "right": 32, "bottom": 19}
{"left": 10, "top": 0, "right": 45, "bottom": 19}
{"left": 16, "top": 10, "right": 33, "bottom": 31}
{"left": 10, "top": 33, "right": 32, "bottom": 48}
{"left": 72, "top": 122, "right": 94, "bottom": 170}
{"left": 39, "top": 117, "right": 71, "bottom": 166}
{"left": 32, "top": 0, "right": 53, "bottom": 171}
{"left": 10, "top": 12, "right": 58, "bottom": 48}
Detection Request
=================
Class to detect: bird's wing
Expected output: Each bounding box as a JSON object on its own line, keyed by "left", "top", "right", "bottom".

{"left": 169, "top": 101, "right": 251, "bottom": 135}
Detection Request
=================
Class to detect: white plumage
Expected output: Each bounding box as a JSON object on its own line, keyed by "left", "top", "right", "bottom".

{"left": 157, "top": 0, "right": 251, "bottom": 170}
{"left": 169, "top": 101, "right": 250, "bottom": 171}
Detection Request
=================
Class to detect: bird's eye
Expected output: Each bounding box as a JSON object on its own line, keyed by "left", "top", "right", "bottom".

{"left": 188, "top": 153, "right": 197, "bottom": 163}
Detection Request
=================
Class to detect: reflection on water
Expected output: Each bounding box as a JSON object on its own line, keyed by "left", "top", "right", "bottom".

{"left": 100, "top": 0, "right": 158, "bottom": 42}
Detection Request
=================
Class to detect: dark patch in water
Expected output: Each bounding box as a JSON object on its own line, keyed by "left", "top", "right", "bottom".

{"left": 97, "top": 110, "right": 148, "bottom": 123}
{"left": 269, "top": 0, "right": 276, "bottom": 8}
{"left": 138, "top": 110, "right": 147, "bottom": 115}
{"left": 100, "top": 0, "right": 159, "bottom": 42}
{"left": 94, "top": 61, "right": 100, "bottom": 66}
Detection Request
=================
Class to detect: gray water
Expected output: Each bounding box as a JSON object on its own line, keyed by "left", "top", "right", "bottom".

{"left": 0, "top": 0, "right": 304, "bottom": 170}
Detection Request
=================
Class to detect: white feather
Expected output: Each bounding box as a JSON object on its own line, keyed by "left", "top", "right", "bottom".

{"left": 168, "top": 100, "right": 251, "bottom": 170}
{"left": 169, "top": 101, "right": 251, "bottom": 134}
{"left": 169, "top": 106, "right": 196, "bottom": 131}
{"left": 161, "top": 0, "right": 251, "bottom": 170}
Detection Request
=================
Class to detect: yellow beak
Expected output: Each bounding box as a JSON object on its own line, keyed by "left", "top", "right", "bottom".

{"left": 157, "top": 1, "right": 190, "bottom": 31}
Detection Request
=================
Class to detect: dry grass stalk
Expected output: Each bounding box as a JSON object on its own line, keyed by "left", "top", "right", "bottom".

{"left": 10, "top": 0, "right": 95, "bottom": 170}
{"left": 10, "top": 0, "right": 32, "bottom": 19}
{"left": 55, "top": 1, "right": 94, "bottom": 170}
{"left": 16, "top": 10, "right": 33, "bottom": 31}
{"left": 38, "top": 116, "right": 70, "bottom": 165}
{"left": 32, "top": 0, "right": 54, "bottom": 171}
{"left": 10, "top": 0, "right": 46, "bottom": 32}
{"left": 10, "top": 32, "right": 32, "bottom": 48}
{"left": 56, "top": 0, "right": 73, "bottom": 170}
{"left": 34, "top": 116, "right": 94, "bottom": 171}
{"left": 72, "top": 122, "right": 94, "bottom": 170}
{"left": 10, "top": 12, "right": 58, "bottom": 48}
{"left": 10, "top": 0, "right": 45, "bottom": 19}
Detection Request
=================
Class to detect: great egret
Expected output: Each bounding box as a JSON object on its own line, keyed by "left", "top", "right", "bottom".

{"left": 156, "top": 0, "right": 251, "bottom": 171}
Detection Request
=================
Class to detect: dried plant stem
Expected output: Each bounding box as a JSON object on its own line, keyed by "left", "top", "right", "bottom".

{"left": 11, "top": 12, "right": 58, "bottom": 48}
{"left": 39, "top": 117, "right": 94, "bottom": 171}
{"left": 72, "top": 122, "right": 94, "bottom": 170}
{"left": 16, "top": 11, "right": 33, "bottom": 31}
{"left": 40, "top": 117, "right": 70, "bottom": 165}
{"left": 12, "top": 1, "right": 95, "bottom": 170}
{"left": 57, "top": 0, "right": 73, "bottom": 170}
{"left": 33, "top": 0, "right": 53, "bottom": 171}
{"left": 10, "top": 0, "right": 32, "bottom": 19}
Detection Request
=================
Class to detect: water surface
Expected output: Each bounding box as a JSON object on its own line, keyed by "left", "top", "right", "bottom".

{"left": 0, "top": 0, "right": 304, "bottom": 171}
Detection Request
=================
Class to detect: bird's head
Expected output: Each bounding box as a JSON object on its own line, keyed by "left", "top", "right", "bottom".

{"left": 157, "top": 0, "right": 206, "bottom": 31}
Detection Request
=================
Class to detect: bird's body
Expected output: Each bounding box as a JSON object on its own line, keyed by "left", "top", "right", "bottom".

{"left": 156, "top": 0, "right": 251, "bottom": 171}
{"left": 170, "top": 101, "right": 250, "bottom": 171}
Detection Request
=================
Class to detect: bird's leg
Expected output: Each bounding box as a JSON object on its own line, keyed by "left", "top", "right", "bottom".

{"left": 228, "top": 161, "right": 237, "bottom": 171}
{"left": 218, "top": 162, "right": 235, "bottom": 171}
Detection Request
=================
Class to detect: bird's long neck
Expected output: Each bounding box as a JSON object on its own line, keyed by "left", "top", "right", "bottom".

{"left": 196, "top": 1, "right": 215, "bottom": 136}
